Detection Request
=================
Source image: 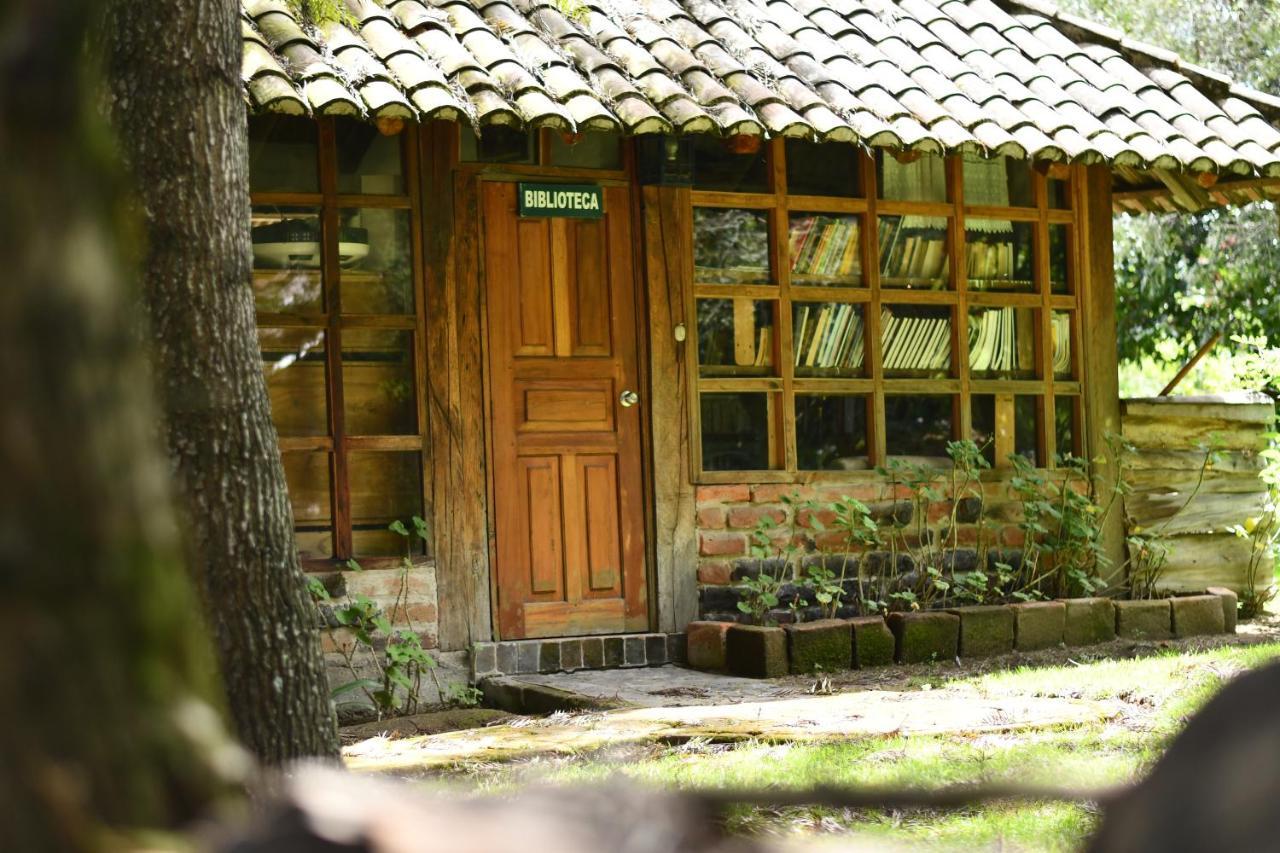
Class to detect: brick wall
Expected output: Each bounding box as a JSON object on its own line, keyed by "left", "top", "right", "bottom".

{"left": 694, "top": 480, "right": 1027, "bottom": 622}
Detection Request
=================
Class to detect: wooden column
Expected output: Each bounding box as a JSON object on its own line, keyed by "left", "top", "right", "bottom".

{"left": 642, "top": 185, "right": 699, "bottom": 633}
{"left": 1079, "top": 164, "right": 1127, "bottom": 586}
{"left": 421, "top": 120, "right": 493, "bottom": 650}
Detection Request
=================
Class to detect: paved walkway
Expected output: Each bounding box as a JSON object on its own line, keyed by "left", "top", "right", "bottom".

{"left": 344, "top": 666, "right": 1117, "bottom": 774}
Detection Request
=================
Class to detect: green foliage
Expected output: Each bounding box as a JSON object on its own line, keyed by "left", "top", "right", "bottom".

{"left": 286, "top": 0, "right": 357, "bottom": 27}
{"left": 739, "top": 493, "right": 807, "bottom": 624}
{"left": 1227, "top": 336, "right": 1280, "bottom": 616}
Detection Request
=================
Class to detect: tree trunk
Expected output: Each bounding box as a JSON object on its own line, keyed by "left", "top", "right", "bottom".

{"left": 0, "top": 1, "right": 240, "bottom": 847}
{"left": 100, "top": 0, "right": 340, "bottom": 762}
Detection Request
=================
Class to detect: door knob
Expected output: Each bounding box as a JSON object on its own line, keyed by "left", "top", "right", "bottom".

{"left": 619, "top": 389, "right": 640, "bottom": 408}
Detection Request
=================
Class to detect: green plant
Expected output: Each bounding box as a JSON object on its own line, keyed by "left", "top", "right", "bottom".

{"left": 444, "top": 683, "right": 485, "bottom": 708}
{"left": 739, "top": 493, "right": 808, "bottom": 624}
{"left": 803, "top": 495, "right": 882, "bottom": 618}
{"left": 308, "top": 515, "right": 437, "bottom": 719}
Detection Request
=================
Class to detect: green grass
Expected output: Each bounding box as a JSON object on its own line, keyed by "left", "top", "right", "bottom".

{"left": 420, "top": 641, "right": 1280, "bottom": 851}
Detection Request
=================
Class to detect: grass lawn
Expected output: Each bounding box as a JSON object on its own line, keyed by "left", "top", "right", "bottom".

{"left": 419, "top": 638, "right": 1280, "bottom": 851}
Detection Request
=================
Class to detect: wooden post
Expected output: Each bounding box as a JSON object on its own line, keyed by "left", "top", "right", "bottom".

{"left": 1079, "top": 165, "right": 1127, "bottom": 586}
{"left": 643, "top": 185, "right": 699, "bottom": 633}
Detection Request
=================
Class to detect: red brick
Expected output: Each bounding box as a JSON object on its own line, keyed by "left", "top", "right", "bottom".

{"left": 686, "top": 621, "right": 732, "bottom": 670}
{"left": 796, "top": 507, "right": 838, "bottom": 528}
{"left": 699, "top": 532, "right": 747, "bottom": 556}
{"left": 814, "top": 530, "right": 853, "bottom": 552}
{"left": 1002, "top": 526, "right": 1026, "bottom": 547}
{"left": 697, "top": 484, "right": 750, "bottom": 503}
{"left": 927, "top": 501, "right": 955, "bottom": 524}
{"left": 814, "top": 484, "right": 882, "bottom": 504}
{"left": 697, "top": 561, "right": 734, "bottom": 585}
{"left": 727, "top": 504, "right": 787, "bottom": 529}
{"left": 751, "top": 484, "right": 797, "bottom": 503}
{"left": 697, "top": 505, "right": 727, "bottom": 529}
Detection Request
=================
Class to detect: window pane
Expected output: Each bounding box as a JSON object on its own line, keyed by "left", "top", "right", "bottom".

{"left": 1048, "top": 173, "right": 1071, "bottom": 209}
{"left": 348, "top": 451, "right": 424, "bottom": 556}
{"left": 885, "top": 395, "right": 953, "bottom": 460}
{"left": 968, "top": 306, "right": 1038, "bottom": 380}
{"left": 965, "top": 219, "right": 1034, "bottom": 292}
{"left": 336, "top": 119, "right": 404, "bottom": 195}
{"left": 550, "top": 131, "right": 622, "bottom": 169}
{"left": 694, "top": 208, "right": 771, "bottom": 284}
{"left": 701, "top": 392, "right": 774, "bottom": 471}
{"left": 794, "top": 302, "right": 865, "bottom": 377}
{"left": 789, "top": 213, "right": 863, "bottom": 286}
{"left": 1051, "top": 310, "right": 1074, "bottom": 379}
{"left": 881, "top": 304, "right": 952, "bottom": 377}
{"left": 1055, "top": 395, "right": 1078, "bottom": 460}
{"left": 260, "top": 328, "right": 328, "bottom": 436}
{"left": 786, "top": 140, "right": 861, "bottom": 197}
{"left": 697, "top": 298, "right": 775, "bottom": 377}
{"left": 342, "top": 329, "right": 416, "bottom": 435}
{"left": 1049, "top": 224, "right": 1071, "bottom": 293}
{"left": 691, "top": 135, "right": 768, "bottom": 192}
{"left": 282, "top": 452, "right": 332, "bottom": 559}
{"left": 878, "top": 152, "right": 947, "bottom": 202}
{"left": 963, "top": 154, "right": 1033, "bottom": 207}
{"left": 251, "top": 206, "right": 324, "bottom": 313}
{"left": 461, "top": 125, "right": 535, "bottom": 163}
{"left": 879, "top": 215, "right": 949, "bottom": 289}
{"left": 972, "top": 395, "right": 1040, "bottom": 465}
{"left": 249, "top": 116, "right": 318, "bottom": 193}
{"left": 339, "top": 208, "right": 413, "bottom": 314}
{"left": 796, "top": 395, "right": 869, "bottom": 470}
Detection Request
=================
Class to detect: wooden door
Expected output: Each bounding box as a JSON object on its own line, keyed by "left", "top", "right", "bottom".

{"left": 483, "top": 182, "right": 648, "bottom": 639}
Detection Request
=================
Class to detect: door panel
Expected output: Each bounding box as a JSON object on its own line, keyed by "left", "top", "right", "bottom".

{"left": 485, "top": 182, "right": 648, "bottom": 639}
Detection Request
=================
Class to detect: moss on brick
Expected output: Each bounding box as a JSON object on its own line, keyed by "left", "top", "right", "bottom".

{"left": 685, "top": 621, "right": 731, "bottom": 671}
{"left": 1206, "top": 587, "right": 1238, "bottom": 633}
{"left": 850, "top": 617, "right": 895, "bottom": 668}
{"left": 1114, "top": 599, "right": 1172, "bottom": 640}
{"left": 1062, "top": 597, "right": 1115, "bottom": 646}
{"left": 887, "top": 612, "right": 959, "bottom": 664}
{"left": 725, "top": 625, "right": 788, "bottom": 679}
{"left": 1171, "top": 594, "right": 1225, "bottom": 638}
{"left": 1012, "top": 601, "right": 1065, "bottom": 651}
{"left": 947, "top": 605, "right": 1013, "bottom": 658}
{"left": 784, "top": 619, "right": 852, "bottom": 675}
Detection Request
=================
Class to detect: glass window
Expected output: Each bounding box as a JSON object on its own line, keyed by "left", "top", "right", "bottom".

{"left": 885, "top": 395, "right": 953, "bottom": 459}
{"left": 281, "top": 452, "right": 333, "bottom": 559}
{"left": 701, "top": 393, "right": 774, "bottom": 471}
{"left": 342, "top": 329, "right": 417, "bottom": 435}
{"left": 260, "top": 328, "right": 328, "bottom": 436}
{"left": 786, "top": 140, "right": 861, "bottom": 197}
{"left": 971, "top": 395, "right": 1040, "bottom": 465}
{"left": 1055, "top": 395, "right": 1078, "bottom": 459}
{"left": 881, "top": 304, "right": 952, "bottom": 378}
{"left": 879, "top": 215, "right": 949, "bottom": 289}
{"left": 348, "top": 451, "right": 424, "bottom": 556}
{"left": 963, "top": 154, "right": 1033, "bottom": 207}
{"left": 251, "top": 205, "right": 324, "bottom": 313}
{"left": 1051, "top": 310, "right": 1074, "bottom": 379}
{"left": 549, "top": 131, "right": 622, "bottom": 169}
{"left": 796, "top": 395, "right": 869, "bottom": 470}
{"left": 968, "top": 306, "right": 1038, "bottom": 380}
{"left": 793, "top": 302, "right": 865, "bottom": 377}
{"left": 1048, "top": 171, "right": 1071, "bottom": 209}
{"left": 691, "top": 135, "right": 768, "bottom": 193}
{"left": 461, "top": 124, "right": 535, "bottom": 163}
{"left": 878, "top": 152, "right": 947, "bottom": 202}
{"left": 249, "top": 116, "right": 319, "bottom": 193}
{"left": 697, "top": 298, "right": 775, "bottom": 377}
{"left": 965, "top": 219, "right": 1034, "bottom": 292}
{"left": 694, "top": 208, "right": 771, "bottom": 283}
{"left": 789, "top": 213, "right": 863, "bottom": 286}
{"left": 336, "top": 119, "right": 404, "bottom": 194}
{"left": 338, "top": 208, "right": 413, "bottom": 314}
{"left": 1049, "top": 224, "right": 1071, "bottom": 294}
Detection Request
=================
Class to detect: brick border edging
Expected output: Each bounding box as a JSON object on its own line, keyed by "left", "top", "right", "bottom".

{"left": 471, "top": 632, "right": 687, "bottom": 680}
{"left": 691, "top": 591, "right": 1237, "bottom": 679}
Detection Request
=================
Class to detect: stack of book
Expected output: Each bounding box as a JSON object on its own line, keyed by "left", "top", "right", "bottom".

{"left": 878, "top": 218, "right": 948, "bottom": 286}
{"left": 968, "top": 307, "right": 1028, "bottom": 373}
{"left": 1052, "top": 312, "right": 1072, "bottom": 375}
{"left": 789, "top": 215, "right": 862, "bottom": 281}
{"left": 880, "top": 308, "right": 951, "bottom": 372}
{"left": 793, "top": 304, "right": 864, "bottom": 372}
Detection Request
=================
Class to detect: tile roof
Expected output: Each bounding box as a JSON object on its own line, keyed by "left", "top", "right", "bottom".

{"left": 241, "top": 0, "right": 1280, "bottom": 179}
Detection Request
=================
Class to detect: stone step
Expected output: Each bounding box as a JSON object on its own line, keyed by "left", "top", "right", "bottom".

{"left": 472, "top": 632, "right": 687, "bottom": 680}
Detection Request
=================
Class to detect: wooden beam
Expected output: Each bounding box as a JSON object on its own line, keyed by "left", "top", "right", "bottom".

{"left": 1159, "top": 332, "right": 1222, "bottom": 396}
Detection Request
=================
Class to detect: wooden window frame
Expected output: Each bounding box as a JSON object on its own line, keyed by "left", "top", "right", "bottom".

{"left": 251, "top": 118, "right": 430, "bottom": 569}
{"left": 688, "top": 139, "right": 1085, "bottom": 484}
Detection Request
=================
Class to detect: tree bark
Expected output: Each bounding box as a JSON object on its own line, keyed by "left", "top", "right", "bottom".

{"left": 0, "top": 1, "right": 241, "bottom": 847}
{"left": 100, "top": 0, "right": 340, "bottom": 762}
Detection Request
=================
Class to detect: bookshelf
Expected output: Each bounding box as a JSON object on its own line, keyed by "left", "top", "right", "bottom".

{"left": 687, "top": 143, "right": 1083, "bottom": 478}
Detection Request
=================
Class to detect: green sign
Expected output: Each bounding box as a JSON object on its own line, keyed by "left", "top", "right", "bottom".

{"left": 518, "top": 182, "right": 604, "bottom": 219}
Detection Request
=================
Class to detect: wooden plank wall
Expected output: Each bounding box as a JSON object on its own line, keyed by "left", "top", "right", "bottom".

{"left": 1121, "top": 394, "right": 1275, "bottom": 592}
{"left": 642, "top": 185, "right": 699, "bottom": 633}
{"left": 420, "top": 121, "right": 492, "bottom": 651}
